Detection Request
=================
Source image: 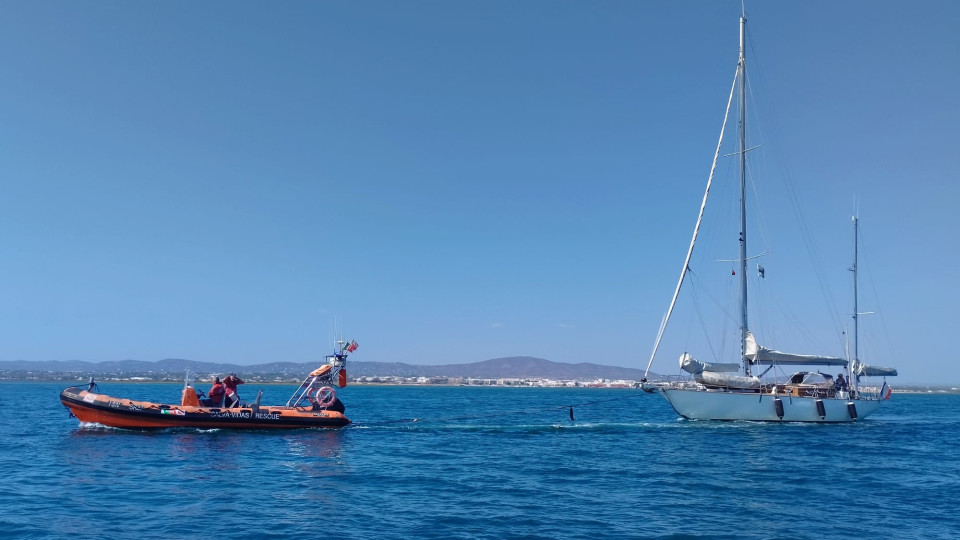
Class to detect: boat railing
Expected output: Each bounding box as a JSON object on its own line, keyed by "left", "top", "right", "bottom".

{"left": 857, "top": 386, "right": 882, "bottom": 400}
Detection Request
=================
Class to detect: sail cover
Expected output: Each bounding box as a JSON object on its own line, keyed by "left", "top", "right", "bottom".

{"left": 854, "top": 363, "right": 898, "bottom": 377}
{"left": 696, "top": 370, "right": 762, "bottom": 389}
{"left": 679, "top": 353, "right": 741, "bottom": 374}
{"left": 744, "top": 332, "right": 846, "bottom": 366}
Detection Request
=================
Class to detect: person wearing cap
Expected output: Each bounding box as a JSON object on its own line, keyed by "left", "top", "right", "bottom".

{"left": 223, "top": 374, "right": 245, "bottom": 408}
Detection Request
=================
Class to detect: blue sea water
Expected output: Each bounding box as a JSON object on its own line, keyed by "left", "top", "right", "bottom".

{"left": 1, "top": 382, "right": 958, "bottom": 540}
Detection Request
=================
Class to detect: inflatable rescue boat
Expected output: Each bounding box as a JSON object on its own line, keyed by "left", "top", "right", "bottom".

{"left": 60, "top": 342, "right": 356, "bottom": 430}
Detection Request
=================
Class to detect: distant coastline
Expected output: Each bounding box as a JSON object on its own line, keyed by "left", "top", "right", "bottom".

{"left": 1, "top": 370, "right": 954, "bottom": 394}
{"left": 1, "top": 378, "right": 957, "bottom": 394}
{"left": 0, "top": 370, "right": 643, "bottom": 389}
{"left": 3, "top": 356, "right": 947, "bottom": 391}
{"left": 0, "top": 355, "right": 651, "bottom": 387}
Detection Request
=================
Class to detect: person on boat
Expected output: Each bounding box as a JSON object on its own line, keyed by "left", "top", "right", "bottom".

{"left": 204, "top": 377, "right": 225, "bottom": 406}
{"left": 835, "top": 374, "right": 848, "bottom": 392}
{"left": 224, "top": 374, "right": 244, "bottom": 408}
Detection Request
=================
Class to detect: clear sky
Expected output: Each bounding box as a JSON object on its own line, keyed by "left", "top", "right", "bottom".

{"left": 1, "top": 2, "right": 957, "bottom": 384}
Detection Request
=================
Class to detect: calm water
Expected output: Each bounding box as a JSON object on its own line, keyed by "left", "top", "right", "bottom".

{"left": 1, "top": 382, "right": 957, "bottom": 539}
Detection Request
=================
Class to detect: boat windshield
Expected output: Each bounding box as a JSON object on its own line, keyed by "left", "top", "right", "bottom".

{"left": 800, "top": 372, "right": 833, "bottom": 386}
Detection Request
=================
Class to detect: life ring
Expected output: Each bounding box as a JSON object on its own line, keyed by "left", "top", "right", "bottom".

{"left": 315, "top": 386, "right": 336, "bottom": 407}
{"left": 305, "top": 386, "right": 319, "bottom": 405}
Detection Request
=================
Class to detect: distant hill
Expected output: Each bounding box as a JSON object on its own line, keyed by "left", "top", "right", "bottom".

{"left": 0, "top": 356, "right": 652, "bottom": 381}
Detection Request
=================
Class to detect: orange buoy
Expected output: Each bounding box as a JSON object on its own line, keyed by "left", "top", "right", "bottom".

{"left": 339, "top": 369, "right": 348, "bottom": 387}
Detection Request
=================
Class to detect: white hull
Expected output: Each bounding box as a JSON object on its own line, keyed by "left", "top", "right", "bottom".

{"left": 660, "top": 388, "right": 881, "bottom": 422}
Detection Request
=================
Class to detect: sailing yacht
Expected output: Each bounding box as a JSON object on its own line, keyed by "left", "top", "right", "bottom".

{"left": 640, "top": 14, "right": 896, "bottom": 422}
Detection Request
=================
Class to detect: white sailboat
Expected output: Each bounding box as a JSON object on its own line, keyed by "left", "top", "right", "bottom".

{"left": 640, "top": 14, "right": 896, "bottom": 422}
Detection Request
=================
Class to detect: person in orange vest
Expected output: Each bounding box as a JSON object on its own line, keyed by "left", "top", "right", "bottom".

{"left": 204, "top": 377, "right": 225, "bottom": 406}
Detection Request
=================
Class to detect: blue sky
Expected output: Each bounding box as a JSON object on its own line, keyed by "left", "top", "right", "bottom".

{"left": 1, "top": 2, "right": 957, "bottom": 384}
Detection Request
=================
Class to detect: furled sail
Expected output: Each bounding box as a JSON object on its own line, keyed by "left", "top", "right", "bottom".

{"left": 744, "top": 331, "right": 846, "bottom": 366}
{"left": 679, "top": 353, "right": 759, "bottom": 389}
{"left": 853, "top": 363, "right": 898, "bottom": 377}
{"left": 679, "top": 353, "right": 741, "bottom": 374}
{"left": 696, "top": 370, "right": 762, "bottom": 389}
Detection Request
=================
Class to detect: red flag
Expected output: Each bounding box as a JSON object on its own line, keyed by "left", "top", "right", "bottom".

{"left": 346, "top": 340, "right": 358, "bottom": 352}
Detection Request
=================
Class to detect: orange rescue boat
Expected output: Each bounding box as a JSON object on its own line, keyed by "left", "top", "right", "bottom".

{"left": 60, "top": 342, "right": 357, "bottom": 430}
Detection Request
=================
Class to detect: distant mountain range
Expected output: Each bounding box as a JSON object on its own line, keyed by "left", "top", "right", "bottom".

{"left": 0, "top": 356, "right": 653, "bottom": 381}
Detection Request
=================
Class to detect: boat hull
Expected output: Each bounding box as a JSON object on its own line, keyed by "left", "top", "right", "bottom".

{"left": 60, "top": 386, "right": 350, "bottom": 430}
{"left": 660, "top": 388, "right": 881, "bottom": 422}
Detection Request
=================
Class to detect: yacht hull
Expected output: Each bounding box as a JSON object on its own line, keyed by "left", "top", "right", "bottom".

{"left": 661, "top": 388, "right": 881, "bottom": 422}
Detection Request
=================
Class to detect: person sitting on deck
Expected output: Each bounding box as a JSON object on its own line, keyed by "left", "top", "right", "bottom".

{"left": 203, "top": 377, "right": 225, "bottom": 407}
{"left": 835, "top": 374, "right": 848, "bottom": 392}
{"left": 224, "top": 374, "right": 245, "bottom": 408}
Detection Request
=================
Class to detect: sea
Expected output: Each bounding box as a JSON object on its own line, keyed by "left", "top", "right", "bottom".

{"left": 1, "top": 382, "right": 957, "bottom": 540}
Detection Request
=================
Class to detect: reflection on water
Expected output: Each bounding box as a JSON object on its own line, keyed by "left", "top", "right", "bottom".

{"left": 64, "top": 424, "right": 349, "bottom": 478}
{"left": 283, "top": 430, "right": 345, "bottom": 459}
{"left": 281, "top": 430, "right": 348, "bottom": 502}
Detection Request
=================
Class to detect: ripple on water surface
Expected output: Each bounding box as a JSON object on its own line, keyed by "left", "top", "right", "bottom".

{"left": 1, "top": 383, "right": 959, "bottom": 539}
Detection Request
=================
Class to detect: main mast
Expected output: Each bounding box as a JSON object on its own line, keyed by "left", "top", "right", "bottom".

{"left": 738, "top": 14, "right": 750, "bottom": 375}
{"left": 851, "top": 215, "right": 860, "bottom": 393}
